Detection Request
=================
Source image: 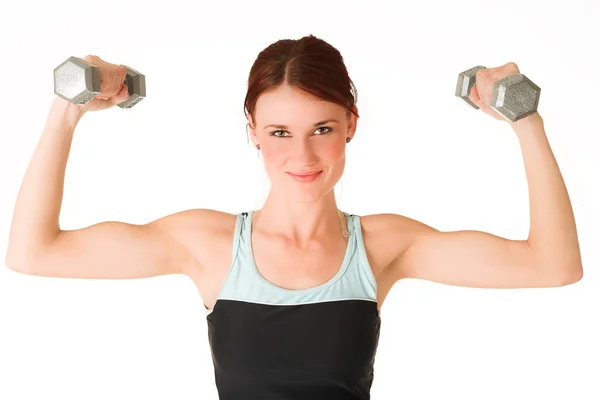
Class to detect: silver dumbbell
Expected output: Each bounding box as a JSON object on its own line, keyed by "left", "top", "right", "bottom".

{"left": 455, "top": 65, "right": 540, "bottom": 122}
{"left": 53, "top": 56, "right": 146, "bottom": 109}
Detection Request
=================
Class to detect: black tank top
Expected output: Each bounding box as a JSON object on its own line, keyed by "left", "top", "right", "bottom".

{"left": 204, "top": 211, "right": 381, "bottom": 399}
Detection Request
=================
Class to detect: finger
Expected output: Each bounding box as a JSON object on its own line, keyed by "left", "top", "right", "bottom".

{"left": 468, "top": 84, "right": 485, "bottom": 109}
{"left": 114, "top": 66, "right": 128, "bottom": 96}
{"left": 110, "top": 85, "right": 129, "bottom": 106}
{"left": 504, "top": 61, "right": 519, "bottom": 72}
{"left": 104, "top": 66, "right": 127, "bottom": 100}
{"left": 468, "top": 84, "right": 499, "bottom": 119}
{"left": 97, "top": 65, "right": 127, "bottom": 100}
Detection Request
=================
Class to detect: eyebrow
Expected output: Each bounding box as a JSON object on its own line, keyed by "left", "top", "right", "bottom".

{"left": 263, "top": 119, "right": 340, "bottom": 130}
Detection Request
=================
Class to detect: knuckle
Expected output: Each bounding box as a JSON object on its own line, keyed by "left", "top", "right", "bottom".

{"left": 109, "top": 84, "right": 119, "bottom": 98}
{"left": 468, "top": 89, "right": 477, "bottom": 102}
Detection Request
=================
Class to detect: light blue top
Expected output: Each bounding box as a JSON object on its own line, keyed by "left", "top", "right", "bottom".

{"left": 206, "top": 210, "right": 378, "bottom": 316}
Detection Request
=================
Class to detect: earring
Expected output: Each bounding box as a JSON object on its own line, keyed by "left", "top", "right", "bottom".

{"left": 256, "top": 144, "right": 261, "bottom": 150}
{"left": 346, "top": 137, "right": 351, "bottom": 143}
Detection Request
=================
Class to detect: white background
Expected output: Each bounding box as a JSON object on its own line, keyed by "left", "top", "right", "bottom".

{"left": 1, "top": 0, "right": 598, "bottom": 399}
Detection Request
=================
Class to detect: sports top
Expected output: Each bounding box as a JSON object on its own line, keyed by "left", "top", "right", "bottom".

{"left": 205, "top": 210, "right": 381, "bottom": 399}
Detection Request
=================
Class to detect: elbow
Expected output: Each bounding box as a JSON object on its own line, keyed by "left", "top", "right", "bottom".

{"left": 5, "top": 233, "right": 60, "bottom": 275}
{"left": 532, "top": 250, "right": 584, "bottom": 287}
{"left": 4, "top": 248, "right": 37, "bottom": 275}
{"left": 564, "top": 265, "right": 584, "bottom": 285}
{"left": 549, "top": 264, "right": 583, "bottom": 287}
{"left": 5, "top": 258, "right": 34, "bottom": 275}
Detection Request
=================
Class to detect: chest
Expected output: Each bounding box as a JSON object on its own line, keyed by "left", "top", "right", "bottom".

{"left": 194, "top": 215, "right": 405, "bottom": 312}
{"left": 250, "top": 234, "right": 350, "bottom": 291}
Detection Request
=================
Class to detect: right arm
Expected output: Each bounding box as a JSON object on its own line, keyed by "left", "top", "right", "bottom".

{"left": 5, "top": 56, "right": 226, "bottom": 280}
{"left": 4, "top": 97, "right": 200, "bottom": 279}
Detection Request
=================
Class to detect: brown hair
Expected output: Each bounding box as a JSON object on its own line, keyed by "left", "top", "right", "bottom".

{"left": 244, "top": 34, "right": 360, "bottom": 128}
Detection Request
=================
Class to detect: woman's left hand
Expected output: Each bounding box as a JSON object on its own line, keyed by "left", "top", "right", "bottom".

{"left": 468, "top": 62, "right": 540, "bottom": 126}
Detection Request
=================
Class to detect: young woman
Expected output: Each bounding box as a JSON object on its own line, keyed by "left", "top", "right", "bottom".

{"left": 6, "top": 35, "right": 582, "bottom": 399}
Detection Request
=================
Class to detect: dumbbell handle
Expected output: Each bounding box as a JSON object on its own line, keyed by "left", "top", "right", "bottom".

{"left": 115, "top": 64, "right": 145, "bottom": 109}
{"left": 455, "top": 65, "right": 540, "bottom": 122}
{"left": 84, "top": 63, "right": 135, "bottom": 107}
{"left": 91, "top": 62, "right": 145, "bottom": 109}
{"left": 53, "top": 56, "right": 145, "bottom": 109}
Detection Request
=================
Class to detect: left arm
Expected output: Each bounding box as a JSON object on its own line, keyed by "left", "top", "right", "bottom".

{"left": 387, "top": 65, "right": 583, "bottom": 289}
{"left": 513, "top": 114, "right": 583, "bottom": 280}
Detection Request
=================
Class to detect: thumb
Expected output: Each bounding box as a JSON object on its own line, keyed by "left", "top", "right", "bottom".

{"left": 468, "top": 84, "right": 485, "bottom": 109}
{"left": 112, "top": 85, "right": 129, "bottom": 105}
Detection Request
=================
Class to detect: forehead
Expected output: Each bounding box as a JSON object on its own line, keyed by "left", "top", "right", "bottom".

{"left": 254, "top": 85, "right": 343, "bottom": 126}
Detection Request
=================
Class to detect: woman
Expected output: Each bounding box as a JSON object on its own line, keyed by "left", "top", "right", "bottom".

{"left": 6, "top": 35, "right": 583, "bottom": 399}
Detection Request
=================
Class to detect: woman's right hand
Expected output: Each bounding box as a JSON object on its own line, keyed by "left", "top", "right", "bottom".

{"left": 75, "top": 55, "right": 131, "bottom": 113}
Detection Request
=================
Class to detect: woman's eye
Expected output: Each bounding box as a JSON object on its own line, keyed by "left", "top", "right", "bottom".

{"left": 315, "top": 127, "right": 332, "bottom": 134}
{"left": 270, "top": 127, "right": 332, "bottom": 137}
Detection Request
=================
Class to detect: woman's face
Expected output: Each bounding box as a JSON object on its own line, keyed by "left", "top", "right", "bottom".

{"left": 248, "top": 85, "right": 358, "bottom": 203}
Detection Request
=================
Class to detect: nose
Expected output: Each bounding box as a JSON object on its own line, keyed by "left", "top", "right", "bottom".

{"left": 292, "top": 137, "right": 318, "bottom": 165}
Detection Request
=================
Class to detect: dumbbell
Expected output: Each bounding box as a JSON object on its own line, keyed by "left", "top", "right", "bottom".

{"left": 455, "top": 66, "right": 540, "bottom": 122}
{"left": 53, "top": 56, "right": 146, "bottom": 109}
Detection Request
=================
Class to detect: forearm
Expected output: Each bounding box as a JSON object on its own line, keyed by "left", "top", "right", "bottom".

{"left": 512, "top": 114, "right": 583, "bottom": 279}
{"left": 5, "top": 98, "right": 85, "bottom": 269}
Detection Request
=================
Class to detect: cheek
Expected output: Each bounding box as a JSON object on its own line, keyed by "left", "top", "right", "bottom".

{"left": 322, "top": 142, "right": 346, "bottom": 164}
{"left": 261, "top": 146, "right": 287, "bottom": 167}
{"left": 261, "top": 145, "right": 275, "bottom": 157}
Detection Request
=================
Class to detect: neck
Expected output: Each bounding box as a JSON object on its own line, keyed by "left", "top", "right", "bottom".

{"left": 255, "top": 190, "right": 347, "bottom": 246}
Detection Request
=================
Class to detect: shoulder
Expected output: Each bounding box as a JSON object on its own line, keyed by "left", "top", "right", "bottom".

{"left": 152, "top": 208, "right": 237, "bottom": 233}
{"left": 358, "top": 212, "right": 438, "bottom": 278}
{"left": 360, "top": 212, "right": 437, "bottom": 235}
{"left": 150, "top": 208, "right": 240, "bottom": 276}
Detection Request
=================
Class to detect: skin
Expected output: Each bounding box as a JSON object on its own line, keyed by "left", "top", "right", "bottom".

{"left": 246, "top": 84, "right": 356, "bottom": 247}
{"left": 5, "top": 57, "right": 583, "bottom": 315}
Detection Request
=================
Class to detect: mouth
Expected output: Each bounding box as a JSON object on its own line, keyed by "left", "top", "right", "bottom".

{"left": 286, "top": 170, "right": 323, "bottom": 182}
{"left": 288, "top": 170, "right": 322, "bottom": 176}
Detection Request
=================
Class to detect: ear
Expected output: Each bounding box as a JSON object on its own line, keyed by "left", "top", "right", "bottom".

{"left": 246, "top": 113, "right": 259, "bottom": 146}
{"left": 346, "top": 105, "right": 359, "bottom": 141}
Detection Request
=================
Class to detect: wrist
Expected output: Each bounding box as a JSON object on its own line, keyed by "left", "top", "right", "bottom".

{"left": 511, "top": 112, "right": 544, "bottom": 135}
{"left": 50, "top": 97, "right": 86, "bottom": 127}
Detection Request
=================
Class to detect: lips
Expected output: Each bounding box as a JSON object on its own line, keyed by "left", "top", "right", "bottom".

{"left": 288, "top": 171, "right": 322, "bottom": 176}
{"left": 286, "top": 170, "right": 323, "bottom": 181}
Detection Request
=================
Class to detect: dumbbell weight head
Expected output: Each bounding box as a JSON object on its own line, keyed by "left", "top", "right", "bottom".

{"left": 455, "top": 66, "right": 486, "bottom": 109}
{"left": 54, "top": 56, "right": 101, "bottom": 105}
{"left": 117, "top": 65, "right": 146, "bottom": 109}
{"left": 455, "top": 65, "right": 541, "bottom": 122}
{"left": 489, "top": 74, "right": 540, "bottom": 122}
{"left": 53, "top": 56, "right": 146, "bottom": 108}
